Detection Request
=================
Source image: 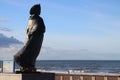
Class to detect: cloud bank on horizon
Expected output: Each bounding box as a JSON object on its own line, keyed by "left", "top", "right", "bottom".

{"left": 0, "top": 33, "right": 23, "bottom": 60}
{"left": 0, "top": 0, "right": 120, "bottom": 60}
{"left": 0, "top": 32, "right": 120, "bottom": 60}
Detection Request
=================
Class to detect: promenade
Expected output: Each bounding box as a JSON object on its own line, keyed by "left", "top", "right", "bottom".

{"left": 0, "top": 72, "right": 120, "bottom": 80}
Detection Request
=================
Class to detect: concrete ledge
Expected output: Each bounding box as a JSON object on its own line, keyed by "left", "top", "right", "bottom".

{"left": 0, "top": 73, "right": 22, "bottom": 80}
{"left": 1, "top": 72, "right": 120, "bottom": 80}
{"left": 0, "top": 72, "right": 55, "bottom": 80}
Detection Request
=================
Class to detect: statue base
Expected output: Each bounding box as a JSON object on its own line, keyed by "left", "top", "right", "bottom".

{"left": 15, "top": 71, "right": 40, "bottom": 74}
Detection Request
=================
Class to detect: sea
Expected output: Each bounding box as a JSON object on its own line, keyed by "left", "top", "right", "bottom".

{"left": 1, "top": 60, "right": 120, "bottom": 73}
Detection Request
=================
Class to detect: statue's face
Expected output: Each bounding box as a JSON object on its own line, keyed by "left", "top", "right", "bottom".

{"left": 30, "top": 4, "right": 41, "bottom": 15}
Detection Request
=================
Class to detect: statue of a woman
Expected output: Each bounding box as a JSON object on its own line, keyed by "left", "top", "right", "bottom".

{"left": 14, "top": 4, "right": 45, "bottom": 72}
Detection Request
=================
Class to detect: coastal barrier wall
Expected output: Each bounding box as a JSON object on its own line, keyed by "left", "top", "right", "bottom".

{"left": 55, "top": 73, "right": 120, "bottom": 80}
{"left": 0, "top": 72, "right": 120, "bottom": 80}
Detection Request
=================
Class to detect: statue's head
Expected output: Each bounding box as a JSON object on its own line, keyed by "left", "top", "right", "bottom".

{"left": 30, "top": 4, "right": 41, "bottom": 15}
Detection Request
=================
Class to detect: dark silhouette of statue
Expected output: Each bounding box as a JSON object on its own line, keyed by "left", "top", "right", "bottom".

{"left": 14, "top": 4, "right": 45, "bottom": 72}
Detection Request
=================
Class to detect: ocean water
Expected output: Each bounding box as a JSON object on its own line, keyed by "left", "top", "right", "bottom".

{"left": 1, "top": 60, "right": 120, "bottom": 73}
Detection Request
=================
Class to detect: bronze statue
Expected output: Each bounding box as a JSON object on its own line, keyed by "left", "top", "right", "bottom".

{"left": 14, "top": 4, "right": 45, "bottom": 72}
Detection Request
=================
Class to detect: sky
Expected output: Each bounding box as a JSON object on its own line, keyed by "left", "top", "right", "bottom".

{"left": 0, "top": 0, "right": 120, "bottom": 60}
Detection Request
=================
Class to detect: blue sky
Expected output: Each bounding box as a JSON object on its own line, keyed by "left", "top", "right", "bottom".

{"left": 0, "top": 0, "right": 120, "bottom": 60}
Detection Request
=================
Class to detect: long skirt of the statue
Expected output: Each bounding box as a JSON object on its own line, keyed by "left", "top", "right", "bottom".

{"left": 14, "top": 36, "right": 43, "bottom": 73}
{"left": 14, "top": 48, "right": 38, "bottom": 73}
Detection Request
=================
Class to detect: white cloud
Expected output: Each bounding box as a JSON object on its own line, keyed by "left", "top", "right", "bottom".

{"left": 1, "top": 44, "right": 120, "bottom": 60}
{"left": 0, "top": 18, "right": 9, "bottom": 22}
{"left": 0, "top": 33, "right": 23, "bottom": 60}
{"left": 0, "top": 26, "right": 11, "bottom": 32}
{"left": 43, "top": 34, "right": 120, "bottom": 54}
{"left": 38, "top": 46, "right": 120, "bottom": 60}
{"left": 0, "top": 44, "right": 23, "bottom": 60}
{"left": 0, "top": 18, "right": 11, "bottom": 32}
